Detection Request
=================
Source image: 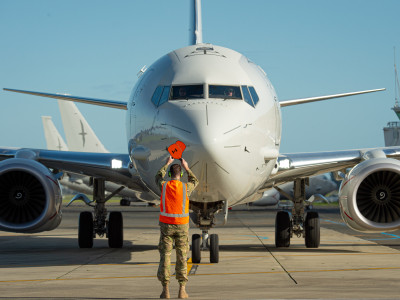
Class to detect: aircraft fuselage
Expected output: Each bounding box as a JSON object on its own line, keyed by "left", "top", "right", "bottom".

{"left": 127, "top": 44, "right": 281, "bottom": 206}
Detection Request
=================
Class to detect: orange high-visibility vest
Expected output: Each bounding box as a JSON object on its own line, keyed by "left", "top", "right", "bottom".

{"left": 159, "top": 180, "right": 189, "bottom": 225}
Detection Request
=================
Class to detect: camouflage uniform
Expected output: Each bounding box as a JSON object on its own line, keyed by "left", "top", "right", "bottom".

{"left": 157, "top": 222, "right": 190, "bottom": 285}
{"left": 155, "top": 163, "right": 199, "bottom": 286}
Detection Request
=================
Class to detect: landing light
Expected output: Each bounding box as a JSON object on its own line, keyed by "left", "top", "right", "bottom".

{"left": 279, "top": 159, "right": 291, "bottom": 169}
{"left": 111, "top": 159, "right": 123, "bottom": 169}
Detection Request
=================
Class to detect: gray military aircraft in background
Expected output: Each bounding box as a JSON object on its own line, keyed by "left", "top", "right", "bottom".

{"left": 252, "top": 173, "right": 338, "bottom": 206}
{"left": 42, "top": 101, "right": 153, "bottom": 206}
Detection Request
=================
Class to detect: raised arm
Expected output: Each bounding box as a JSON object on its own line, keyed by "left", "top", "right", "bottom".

{"left": 181, "top": 158, "right": 199, "bottom": 196}
{"left": 155, "top": 156, "right": 174, "bottom": 192}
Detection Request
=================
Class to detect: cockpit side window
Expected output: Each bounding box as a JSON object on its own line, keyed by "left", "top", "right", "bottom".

{"left": 170, "top": 85, "right": 204, "bottom": 100}
{"left": 151, "top": 85, "right": 171, "bottom": 107}
{"left": 151, "top": 86, "right": 163, "bottom": 107}
{"left": 241, "top": 85, "right": 254, "bottom": 107}
{"left": 248, "top": 86, "right": 259, "bottom": 106}
{"left": 241, "top": 85, "right": 259, "bottom": 107}
{"left": 158, "top": 86, "right": 171, "bottom": 106}
{"left": 209, "top": 85, "right": 242, "bottom": 99}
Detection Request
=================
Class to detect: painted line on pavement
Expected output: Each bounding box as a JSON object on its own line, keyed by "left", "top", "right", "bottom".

{"left": 3, "top": 266, "right": 400, "bottom": 283}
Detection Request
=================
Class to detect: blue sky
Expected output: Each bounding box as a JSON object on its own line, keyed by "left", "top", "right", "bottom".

{"left": 1, "top": 0, "right": 399, "bottom": 154}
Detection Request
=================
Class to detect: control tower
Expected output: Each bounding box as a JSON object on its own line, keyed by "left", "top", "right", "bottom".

{"left": 383, "top": 118, "right": 400, "bottom": 146}
{"left": 384, "top": 50, "right": 400, "bottom": 146}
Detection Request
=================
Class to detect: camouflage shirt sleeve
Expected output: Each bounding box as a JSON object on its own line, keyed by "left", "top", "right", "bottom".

{"left": 155, "top": 164, "right": 169, "bottom": 192}
{"left": 186, "top": 168, "right": 199, "bottom": 197}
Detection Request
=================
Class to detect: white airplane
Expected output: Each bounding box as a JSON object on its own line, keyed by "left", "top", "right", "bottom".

{"left": 42, "top": 101, "right": 150, "bottom": 206}
{"left": 1, "top": 0, "right": 399, "bottom": 264}
{"left": 42, "top": 116, "right": 69, "bottom": 151}
{"left": 57, "top": 100, "right": 108, "bottom": 153}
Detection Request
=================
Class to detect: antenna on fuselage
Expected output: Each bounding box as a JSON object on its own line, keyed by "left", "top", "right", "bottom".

{"left": 189, "top": 0, "right": 203, "bottom": 45}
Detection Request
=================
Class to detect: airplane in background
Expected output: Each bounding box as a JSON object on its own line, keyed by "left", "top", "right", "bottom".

{"left": 2, "top": 0, "right": 399, "bottom": 265}
{"left": 252, "top": 173, "right": 338, "bottom": 206}
{"left": 42, "top": 101, "right": 152, "bottom": 206}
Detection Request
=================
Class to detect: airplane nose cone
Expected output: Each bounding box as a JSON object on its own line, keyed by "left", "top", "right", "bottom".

{"left": 166, "top": 101, "right": 250, "bottom": 202}
{"left": 172, "top": 101, "right": 239, "bottom": 158}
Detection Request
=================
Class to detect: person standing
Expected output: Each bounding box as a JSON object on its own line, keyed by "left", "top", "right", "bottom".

{"left": 155, "top": 156, "right": 199, "bottom": 299}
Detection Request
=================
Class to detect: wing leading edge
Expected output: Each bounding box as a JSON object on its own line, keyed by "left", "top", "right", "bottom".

{"left": 262, "top": 147, "right": 400, "bottom": 189}
{"left": 0, "top": 147, "right": 148, "bottom": 192}
{"left": 3, "top": 88, "right": 127, "bottom": 110}
{"left": 279, "top": 88, "right": 385, "bottom": 107}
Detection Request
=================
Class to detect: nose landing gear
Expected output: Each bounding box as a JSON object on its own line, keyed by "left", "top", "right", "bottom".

{"left": 190, "top": 201, "right": 224, "bottom": 263}
{"left": 191, "top": 230, "right": 219, "bottom": 263}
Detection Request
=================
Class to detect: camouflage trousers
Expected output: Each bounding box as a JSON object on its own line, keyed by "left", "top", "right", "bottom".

{"left": 157, "top": 222, "right": 189, "bottom": 286}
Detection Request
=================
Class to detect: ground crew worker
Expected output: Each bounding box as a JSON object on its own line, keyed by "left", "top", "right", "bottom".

{"left": 155, "top": 155, "right": 199, "bottom": 299}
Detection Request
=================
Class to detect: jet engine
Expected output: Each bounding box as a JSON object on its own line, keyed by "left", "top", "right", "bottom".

{"left": 339, "top": 156, "right": 400, "bottom": 232}
{"left": 0, "top": 158, "right": 62, "bottom": 233}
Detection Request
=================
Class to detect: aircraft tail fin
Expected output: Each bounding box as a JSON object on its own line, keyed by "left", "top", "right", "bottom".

{"left": 41, "top": 116, "right": 69, "bottom": 151}
{"left": 189, "top": 0, "right": 203, "bottom": 45}
{"left": 58, "top": 100, "right": 109, "bottom": 153}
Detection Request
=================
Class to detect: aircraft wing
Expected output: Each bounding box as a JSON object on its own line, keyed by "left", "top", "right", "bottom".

{"left": 3, "top": 88, "right": 127, "bottom": 110}
{"left": 0, "top": 147, "right": 149, "bottom": 192}
{"left": 264, "top": 147, "right": 400, "bottom": 187}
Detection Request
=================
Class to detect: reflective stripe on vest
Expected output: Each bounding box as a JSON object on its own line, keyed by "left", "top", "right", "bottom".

{"left": 160, "top": 181, "right": 189, "bottom": 218}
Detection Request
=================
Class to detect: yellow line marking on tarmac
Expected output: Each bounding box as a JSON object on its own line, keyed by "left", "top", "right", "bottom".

{"left": 0, "top": 261, "right": 213, "bottom": 268}
{"left": 218, "top": 252, "right": 400, "bottom": 259}
{"left": 2, "top": 266, "right": 400, "bottom": 283}
{"left": 187, "top": 258, "right": 192, "bottom": 273}
{"left": 273, "top": 252, "right": 400, "bottom": 257}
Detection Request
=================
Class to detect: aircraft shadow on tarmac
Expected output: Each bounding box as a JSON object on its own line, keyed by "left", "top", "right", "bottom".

{"left": 0, "top": 235, "right": 161, "bottom": 268}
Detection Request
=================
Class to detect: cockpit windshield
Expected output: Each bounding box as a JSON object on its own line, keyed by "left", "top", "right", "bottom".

{"left": 170, "top": 85, "right": 204, "bottom": 100}
{"left": 209, "top": 85, "right": 242, "bottom": 99}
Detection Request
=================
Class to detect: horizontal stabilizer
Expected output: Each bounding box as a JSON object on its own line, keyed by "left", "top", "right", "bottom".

{"left": 3, "top": 88, "right": 127, "bottom": 110}
{"left": 280, "top": 88, "right": 385, "bottom": 107}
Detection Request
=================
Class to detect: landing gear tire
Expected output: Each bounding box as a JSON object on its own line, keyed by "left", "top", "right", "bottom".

{"left": 78, "top": 211, "right": 94, "bottom": 248}
{"left": 108, "top": 211, "right": 123, "bottom": 248}
{"left": 120, "top": 199, "right": 131, "bottom": 206}
{"left": 275, "top": 211, "right": 291, "bottom": 247}
{"left": 209, "top": 234, "right": 219, "bottom": 263}
{"left": 305, "top": 211, "right": 320, "bottom": 248}
{"left": 192, "top": 234, "right": 201, "bottom": 263}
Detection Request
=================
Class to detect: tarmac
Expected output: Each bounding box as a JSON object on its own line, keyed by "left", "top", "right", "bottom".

{"left": 1, "top": 204, "right": 400, "bottom": 299}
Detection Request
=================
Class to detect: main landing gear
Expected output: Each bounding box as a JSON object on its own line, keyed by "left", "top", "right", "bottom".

{"left": 190, "top": 201, "right": 224, "bottom": 264}
{"left": 77, "top": 178, "right": 124, "bottom": 248}
{"left": 275, "top": 178, "right": 320, "bottom": 248}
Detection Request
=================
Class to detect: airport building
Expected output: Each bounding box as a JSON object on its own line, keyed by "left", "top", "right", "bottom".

{"left": 383, "top": 104, "right": 400, "bottom": 146}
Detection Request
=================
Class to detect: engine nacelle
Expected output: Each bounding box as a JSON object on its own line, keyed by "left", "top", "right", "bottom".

{"left": 0, "top": 158, "right": 62, "bottom": 233}
{"left": 339, "top": 157, "right": 400, "bottom": 232}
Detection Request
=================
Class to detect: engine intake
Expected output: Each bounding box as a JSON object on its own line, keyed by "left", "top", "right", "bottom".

{"left": 356, "top": 171, "right": 400, "bottom": 223}
{"left": 339, "top": 157, "right": 400, "bottom": 232}
{"left": 0, "top": 158, "right": 62, "bottom": 233}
